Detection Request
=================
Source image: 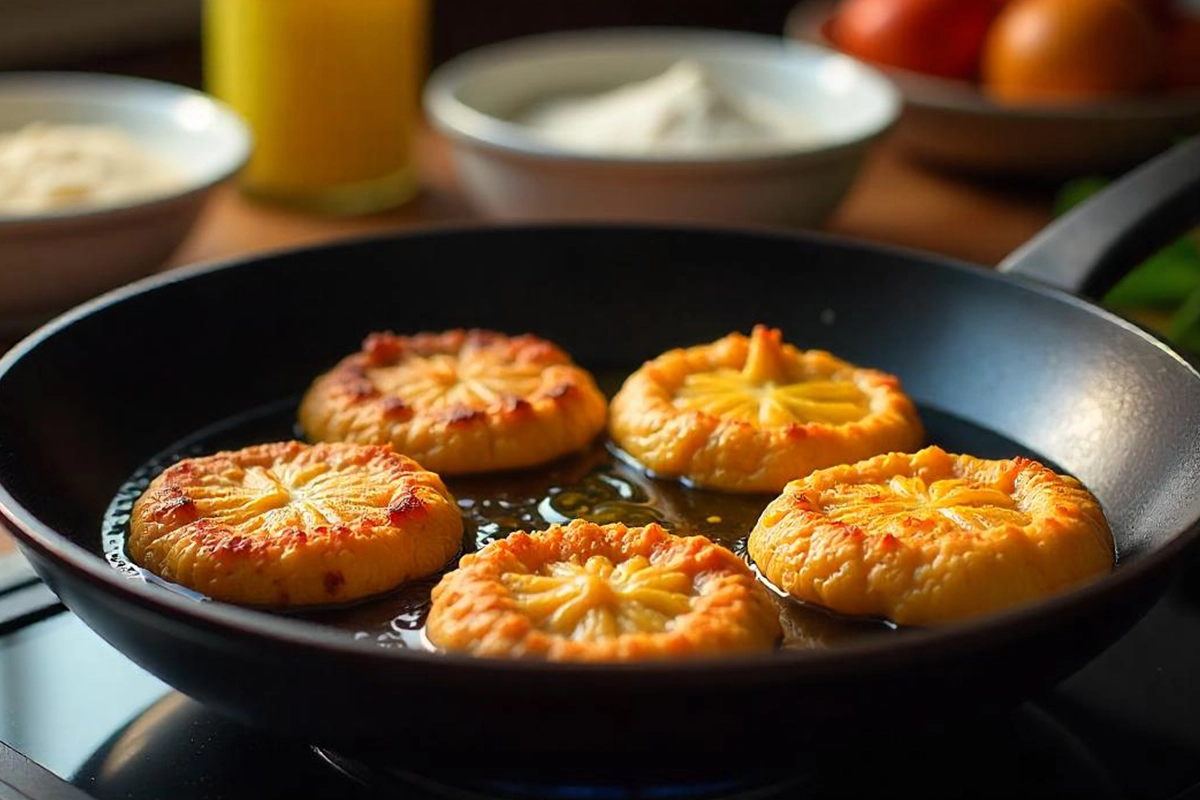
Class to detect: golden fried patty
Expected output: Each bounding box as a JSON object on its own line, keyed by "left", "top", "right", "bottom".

{"left": 609, "top": 325, "right": 924, "bottom": 493}
{"left": 129, "top": 441, "right": 463, "bottom": 606}
{"left": 299, "top": 329, "right": 607, "bottom": 475}
{"left": 427, "top": 519, "right": 781, "bottom": 661}
{"left": 748, "top": 446, "right": 1115, "bottom": 625}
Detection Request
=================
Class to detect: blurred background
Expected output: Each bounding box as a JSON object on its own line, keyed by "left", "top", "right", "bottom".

{"left": 0, "top": 1, "right": 802, "bottom": 75}
{"left": 0, "top": 0, "right": 1197, "bottom": 348}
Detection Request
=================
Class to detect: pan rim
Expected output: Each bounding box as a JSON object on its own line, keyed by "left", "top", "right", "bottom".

{"left": 1, "top": 221, "right": 1198, "bottom": 678}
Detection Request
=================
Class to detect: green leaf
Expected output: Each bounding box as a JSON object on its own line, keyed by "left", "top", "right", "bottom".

{"left": 1103, "top": 236, "right": 1200, "bottom": 309}
{"left": 1167, "top": 283, "right": 1200, "bottom": 349}
{"left": 1054, "top": 177, "right": 1109, "bottom": 216}
{"left": 1177, "top": 325, "right": 1200, "bottom": 355}
{"left": 1053, "top": 176, "right": 1200, "bottom": 354}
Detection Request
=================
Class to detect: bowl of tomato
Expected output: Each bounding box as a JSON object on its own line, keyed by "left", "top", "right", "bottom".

{"left": 787, "top": 0, "right": 1200, "bottom": 176}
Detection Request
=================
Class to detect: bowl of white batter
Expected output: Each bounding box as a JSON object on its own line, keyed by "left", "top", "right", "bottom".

{"left": 425, "top": 29, "right": 899, "bottom": 227}
{"left": 0, "top": 73, "right": 251, "bottom": 333}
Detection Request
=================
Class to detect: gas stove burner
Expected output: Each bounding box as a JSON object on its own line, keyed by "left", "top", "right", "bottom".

{"left": 312, "top": 748, "right": 809, "bottom": 800}
{"left": 10, "top": 587, "right": 1200, "bottom": 800}
{"left": 310, "top": 703, "right": 1121, "bottom": 800}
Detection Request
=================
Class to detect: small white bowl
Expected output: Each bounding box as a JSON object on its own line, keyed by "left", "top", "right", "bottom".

{"left": 425, "top": 29, "right": 899, "bottom": 227}
{"left": 0, "top": 73, "right": 251, "bottom": 332}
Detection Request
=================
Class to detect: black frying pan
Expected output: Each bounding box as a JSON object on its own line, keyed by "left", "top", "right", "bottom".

{"left": 1, "top": 138, "right": 1199, "bottom": 784}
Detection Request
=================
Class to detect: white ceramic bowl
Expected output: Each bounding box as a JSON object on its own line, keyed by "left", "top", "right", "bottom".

{"left": 0, "top": 73, "right": 251, "bottom": 332}
{"left": 425, "top": 29, "right": 899, "bottom": 227}
{"left": 786, "top": 2, "right": 1200, "bottom": 177}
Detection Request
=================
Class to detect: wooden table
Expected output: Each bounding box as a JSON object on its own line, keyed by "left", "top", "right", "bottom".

{"left": 172, "top": 129, "right": 1053, "bottom": 270}
{"left": 0, "top": 129, "right": 1056, "bottom": 556}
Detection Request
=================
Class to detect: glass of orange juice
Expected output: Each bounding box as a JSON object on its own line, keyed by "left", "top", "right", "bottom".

{"left": 203, "top": 0, "right": 429, "bottom": 214}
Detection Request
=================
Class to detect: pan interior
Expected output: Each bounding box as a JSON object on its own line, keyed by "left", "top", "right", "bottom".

{"left": 99, "top": 366, "right": 1063, "bottom": 651}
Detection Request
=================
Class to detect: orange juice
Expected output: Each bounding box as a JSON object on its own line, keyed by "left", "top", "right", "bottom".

{"left": 203, "top": 0, "right": 429, "bottom": 214}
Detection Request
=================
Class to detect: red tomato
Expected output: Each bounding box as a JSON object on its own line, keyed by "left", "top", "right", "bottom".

{"left": 1165, "top": 12, "right": 1200, "bottom": 88}
{"left": 982, "top": 0, "right": 1162, "bottom": 102}
{"left": 830, "top": 0, "right": 1009, "bottom": 80}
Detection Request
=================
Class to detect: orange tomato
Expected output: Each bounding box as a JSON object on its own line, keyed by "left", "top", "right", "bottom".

{"left": 1164, "top": 13, "right": 1200, "bottom": 88}
{"left": 982, "top": 0, "right": 1163, "bottom": 103}
{"left": 830, "top": 0, "right": 1009, "bottom": 80}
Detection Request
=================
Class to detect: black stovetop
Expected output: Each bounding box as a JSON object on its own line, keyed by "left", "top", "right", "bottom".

{"left": 3, "top": 564, "right": 1200, "bottom": 800}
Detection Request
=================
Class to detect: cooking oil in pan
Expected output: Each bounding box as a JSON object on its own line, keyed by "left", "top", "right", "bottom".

{"left": 101, "top": 389, "right": 1046, "bottom": 651}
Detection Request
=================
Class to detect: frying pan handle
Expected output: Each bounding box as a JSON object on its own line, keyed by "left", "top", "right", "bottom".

{"left": 997, "top": 136, "right": 1200, "bottom": 299}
